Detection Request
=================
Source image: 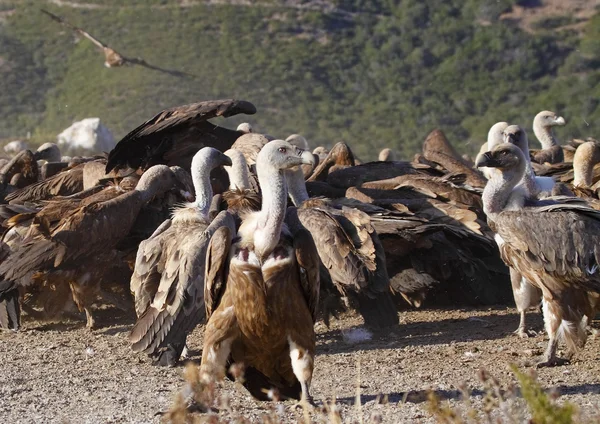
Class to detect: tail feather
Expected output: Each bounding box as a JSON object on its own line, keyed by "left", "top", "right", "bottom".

{"left": 355, "top": 289, "right": 398, "bottom": 329}
{"left": 0, "top": 289, "right": 21, "bottom": 331}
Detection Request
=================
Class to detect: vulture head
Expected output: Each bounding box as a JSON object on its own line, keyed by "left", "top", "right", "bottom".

{"left": 378, "top": 148, "right": 396, "bottom": 161}
{"left": 34, "top": 143, "right": 62, "bottom": 163}
{"left": 258, "top": 140, "right": 315, "bottom": 175}
{"left": 285, "top": 134, "right": 310, "bottom": 151}
{"left": 573, "top": 141, "right": 600, "bottom": 188}
{"left": 534, "top": 110, "right": 566, "bottom": 129}
{"left": 237, "top": 122, "right": 253, "bottom": 134}
{"left": 476, "top": 143, "right": 526, "bottom": 176}
{"left": 135, "top": 164, "right": 182, "bottom": 199}
{"left": 502, "top": 125, "right": 530, "bottom": 154}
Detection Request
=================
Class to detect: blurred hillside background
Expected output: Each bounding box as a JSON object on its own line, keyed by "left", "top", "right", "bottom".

{"left": 0, "top": 0, "right": 598, "bottom": 159}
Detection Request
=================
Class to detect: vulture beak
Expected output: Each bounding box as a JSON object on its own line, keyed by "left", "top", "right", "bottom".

{"left": 218, "top": 152, "right": 233, "bottom": 167}
{"left": 33, "top": 151, "right": 43, "bottom": 161}
{"left": 554, "top": 116, "right": 566, "bottom": 126}
{"left": 475, "top": 151, "right": 498, "bottom": 168}
{"left": 301, "top": 150, "right": 316, "bottom": 167}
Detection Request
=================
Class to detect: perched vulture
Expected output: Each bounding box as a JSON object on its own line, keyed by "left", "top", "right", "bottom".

{"left": 530, "top": 110, "right": 566, "bottom": 165}
{"left": 201, "top": 140, "right": 319, "bottom": 404}
{"left": 477, "top": 143, "right": 600, "bottom": 366}
{"left": 105, "top": 99, "right": 256, "bottom": 173}
{"left": 129, "top": 148, "right": 234, "bottom": 366}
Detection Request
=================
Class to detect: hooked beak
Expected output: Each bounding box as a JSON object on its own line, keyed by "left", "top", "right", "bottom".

{"left": 475, "top": 151, "right": 498, "bottom": 168}
{"left": 219, "top": 153, "right": 233, "bottom": 167}
{"left": 554, "top": 116, "right": 566, "bottom": 126}
{"left": 33, "top": 151, "right": 43, "bottom": 161}
{"left": 301, "top": 150, "right": 316, "bottom": 167}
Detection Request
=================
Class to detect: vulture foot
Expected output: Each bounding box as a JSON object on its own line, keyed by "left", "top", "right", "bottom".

{"left": 85, "top": 308, "right": 97, "bottom": 330}
{"left": 288, "top": 396, "right": 317, "bottom": 412}
{"left": 536, "top": 357, "right": 570, "bottom": 368}
{"left": 514, "top": 327, "right": 537, "bottom": 338}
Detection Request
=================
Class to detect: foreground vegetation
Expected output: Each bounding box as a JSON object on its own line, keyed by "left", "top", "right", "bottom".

{"left": 0, "top": 0, "right": 598, "bottom": 158}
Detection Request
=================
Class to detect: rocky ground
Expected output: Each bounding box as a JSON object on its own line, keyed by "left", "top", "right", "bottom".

{"left": 1, "top": 306, "right": 600, "bottom": 423}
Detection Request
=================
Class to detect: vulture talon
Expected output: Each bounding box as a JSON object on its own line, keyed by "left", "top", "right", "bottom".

{"left": 536, "top": 357, "right": 570, "bottom": 368}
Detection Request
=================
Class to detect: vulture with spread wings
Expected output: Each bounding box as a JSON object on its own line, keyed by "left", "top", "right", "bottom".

{"left": 41, "top": 8, "right": 195, "bottom": 78}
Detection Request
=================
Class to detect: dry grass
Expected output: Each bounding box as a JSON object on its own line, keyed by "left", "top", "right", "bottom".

{"left": 161, "top": 360, "right": 600, "bottom": 424}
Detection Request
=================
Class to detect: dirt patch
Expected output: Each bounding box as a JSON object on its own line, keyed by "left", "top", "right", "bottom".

{"left": 1, "top": 307, "right": 600, "bottom": 423}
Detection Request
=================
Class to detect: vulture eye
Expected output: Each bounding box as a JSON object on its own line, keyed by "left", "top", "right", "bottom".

{"left": 278, "top": 147, "right": 287, "bottom": 153}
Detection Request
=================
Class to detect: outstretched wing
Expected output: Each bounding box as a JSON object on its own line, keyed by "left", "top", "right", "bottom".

{"left": 105, "top": 99, "right": 256, "bottom": 172}
{"left": 41, "top": 9, "right": 109, "bottom": 50}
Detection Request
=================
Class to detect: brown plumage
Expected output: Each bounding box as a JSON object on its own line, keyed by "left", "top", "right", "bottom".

{"left": 201, "top": 140, "right": 319, "bottom": 404}
{"left": 129, "top": 148, "right": 233, "bottom": 366}
{"left": 0, "top": 165, "right": 183, "bottom": 330}
{"left": 41, "top": 9, "right": 196, "bottom": 78}
{"left": 307, "top": 142, "right": 355, "bottom": 182}
{"left": 0, "top": 150, "right": 39, "bottom": 193}
{"left": 105, "top": 99, "right": 256, "bottom": 173}
{"left": 478, "top": 143, "right": 600, "bottom": 366}
{"left": 286, "top": 165, "right": 398, "bottom": 328}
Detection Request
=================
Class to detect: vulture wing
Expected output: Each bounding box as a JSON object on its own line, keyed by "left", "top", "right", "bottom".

{"left": 492, "top": 204, "right": 600, "bottom": 294}
{"left": 105, "top": 99, "right": 257, "bottom": 173}
{"left": 41, "top": 9, "right": 109, "bottom": 50}
{"left": 5, "top": 166, "right": 84, "bottom": 205}
{"left": 204, "top": 223, "right": 233, "bottom": 320}
{"left": 129, "top": 211, "right": 235, "bottom": 355}
{"left": 292, "top": 228, "right": 321, "bottom": 323}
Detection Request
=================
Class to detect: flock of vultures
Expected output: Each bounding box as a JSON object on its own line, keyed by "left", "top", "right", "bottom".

{"left": 1, "top": 98, "right": 600, "bottom": 408}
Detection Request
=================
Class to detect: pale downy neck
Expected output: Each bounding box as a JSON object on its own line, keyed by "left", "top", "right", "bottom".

{"left": 482, "top": 166, "right": 525, "bottom": 215}
{"left": 573, "top": 142, "right": 600, "bottom": 188}
{"left": 487, "top": 122, "right": 508, "bottom": 151}
{"left": 254, "top": 163, "right": 287, "bottom": 257}
{"left": 191, "top": 156, "right": 215, "bottom": 219}
{"left": 533, "top": 119, "right": 558, "bottom": 150}
{"left": 285, "top": 167, "right": 309, "bottom": 206}
{"left": 224, "top": 149, "right": 250, "bottom": 190}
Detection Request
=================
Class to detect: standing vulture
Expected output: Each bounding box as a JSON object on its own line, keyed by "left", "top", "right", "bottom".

{"left": 129, "top": 148, "right": 234, "bottom": 366}
{"left": 201, "top": 140, "right": 319, "bottom": 404}
{"left": 476, "top": 143, "right": 600, "bottom": 366}
{"left": 105, "top": 99, "right": 256, "bottom": 173}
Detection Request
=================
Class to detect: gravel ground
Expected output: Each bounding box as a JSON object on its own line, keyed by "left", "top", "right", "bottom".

{"left": 1, "top": 306, "right": 600, "bottom": 423}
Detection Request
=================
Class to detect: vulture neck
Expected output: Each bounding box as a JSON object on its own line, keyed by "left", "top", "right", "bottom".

{"left": 286, "top": 167, "right": 310, "bottom": 206}
{"left": 533, "top": 121, "right": 559, "bottom": 150}
{"left": 573, "top": 143, "right": 600, "bottom": 188}
{"left": 254, "top": 163, "right": 287, "bottom": 257}
{"left": 225, "top": 150, "right": 250, "bottom": 190}
{"left": 191, "top": 160, "right": 214, "bottom": 219}
{"left": 512, "top": 135, "right": 539, "bottom": 199}
{"left": 482, "top": 167, "right": 525, "bottom": 215}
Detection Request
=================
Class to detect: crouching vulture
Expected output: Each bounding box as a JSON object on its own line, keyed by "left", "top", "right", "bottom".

{"left": 129, "top": 147, "right": 235, "bottom": 366}
{"left": 201, "top": 140, "right": 320, "bottom": 405}
{"left": 105, "top": 99, "right": 257, "bottom": 173}
{"left": 477, "top": 143, "right": 600, "bottom": 366}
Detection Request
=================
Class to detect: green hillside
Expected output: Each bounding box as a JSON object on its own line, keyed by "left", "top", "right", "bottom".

{"left": 0, "top": 0, "right": 598, "bottom": 159}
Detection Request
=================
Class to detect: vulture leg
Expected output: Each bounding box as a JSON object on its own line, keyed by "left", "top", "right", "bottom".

{"left": 510, "top": 269, "right": 542, "bottom": 338}
{"left": 69, "top": 281, "right": 99, "bottom": 330}
{"left": 200, "top": 303, "right": 239, "bottom": 382}
{"left": 288, "top": 337, "right": 315, "bottom": 408}
{"left": 537, "top": 294, "right": 588, "bottom": 367}
{"left": 0, "top": 288, "right": 20, "bottom": 331}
